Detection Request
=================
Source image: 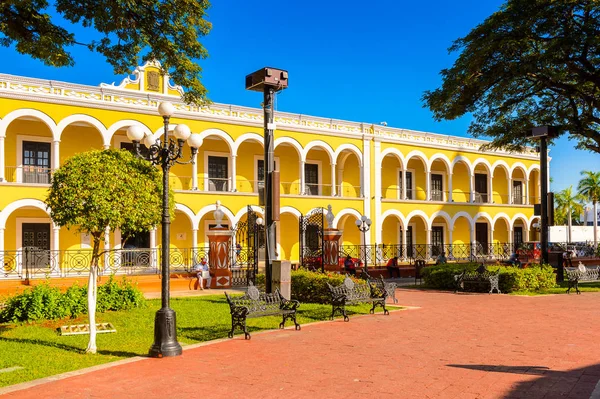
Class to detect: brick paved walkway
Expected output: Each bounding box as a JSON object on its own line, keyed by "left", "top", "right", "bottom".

{"left": 3, "top": 289, "right": 600, "bottom": 399}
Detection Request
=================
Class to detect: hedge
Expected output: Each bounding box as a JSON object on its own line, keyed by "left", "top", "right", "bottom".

{"left": 256, "top": 269, "right": 367, "bottom": 304}
{"left": 421, "top": 263, "right": 557, "bottom": 293}
{"left": 0, "top": 276, "right": 145, "bottom": 323}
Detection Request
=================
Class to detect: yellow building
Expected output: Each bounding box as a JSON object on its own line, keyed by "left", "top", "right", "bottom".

{"left": 0, "top": 62, "right": 541, "bottom": 283}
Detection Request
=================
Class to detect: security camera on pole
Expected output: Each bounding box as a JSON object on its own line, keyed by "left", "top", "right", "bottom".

{"left": 245, "top": 67, "right": 288, "bottom": 293}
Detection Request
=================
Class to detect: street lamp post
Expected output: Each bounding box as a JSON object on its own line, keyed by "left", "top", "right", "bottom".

{"left": 127, "top": 101, "right": 203, "bottom": 358}
{"left": 355, "top": 215, "right": 372, "bottom": 269}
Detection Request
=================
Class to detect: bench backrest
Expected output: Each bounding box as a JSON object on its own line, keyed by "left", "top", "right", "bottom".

{"left": 225, "top": 282, "right": 284, "bottom": 313}
{"left": 327, "top": 276, "right": 371, "bottom": 300}
{"left": 565, "top": 266, "right": 600, "bottom": 280}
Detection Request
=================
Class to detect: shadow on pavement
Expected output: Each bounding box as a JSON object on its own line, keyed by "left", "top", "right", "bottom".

{"left": 448, "top": 363, "right": 600, "bottom": 398}
{"left": 0, "top": 336, "right": 140, "bottom": 358}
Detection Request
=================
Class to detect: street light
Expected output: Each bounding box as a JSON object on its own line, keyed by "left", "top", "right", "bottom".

{"left": 127, "top": 101, "right": 203, "bottom": 358}
{"left": 355, "top": 215, "right": 372, "bottom": 269}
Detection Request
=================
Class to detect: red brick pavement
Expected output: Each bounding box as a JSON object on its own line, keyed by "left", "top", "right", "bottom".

{"left": 3, "top": 289, "right": 600, "bottom": 399}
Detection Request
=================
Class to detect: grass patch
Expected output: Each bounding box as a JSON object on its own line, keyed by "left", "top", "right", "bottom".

{"left": 512, "top": 281, "right": 600, "bottom": 295}
{"left": 0, "top": 295, "right": 385, "bottom": 388}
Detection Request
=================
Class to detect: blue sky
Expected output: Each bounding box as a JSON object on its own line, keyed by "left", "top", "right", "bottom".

{"left": 3, "top": 0, "right": 598, "bottom": 193}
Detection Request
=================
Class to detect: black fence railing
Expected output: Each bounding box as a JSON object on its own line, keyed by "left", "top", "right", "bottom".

{"left": 339, "top": 242, "right": 600, "bottom": 268}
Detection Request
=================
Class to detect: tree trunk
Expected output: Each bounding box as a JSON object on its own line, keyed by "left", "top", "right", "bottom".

{"left": 594, "top": 201, "right": 598, "bottom": 248}
{"left": 567, "top": 206, "right": 572, "bottom": 243}
{"left": 86, "top": 237, "right": 101, "bottom": 354}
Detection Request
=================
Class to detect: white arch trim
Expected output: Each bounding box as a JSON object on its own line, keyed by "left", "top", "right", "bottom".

{"left": 451, "top": 211, "right": 473, "bottom": 230}
{"left": 527, "top": 164, "right": 541, "bottom": 180}
{"left": 302, "top": 140, "right": 335, "bottom": 163}
{"left": 511, "top": 213, "right": 530, "bottom": 227}
{"left": 472, "top": 158, "right": 493, "bottom": 175}
{"left": 405, "top": 209, "right": 432, "bottom": 230}
{"left": 428, "top": 154, "right": 452, "bottom": 173}
{"left": 510, "top": 162, "right": 528, "bottom": 178}
{"left": 333, "top": 144, "right": 363, "bottom": 167}
{"left": 274, "top": 136, "right": 303, "bottom": 157}
{"left": 379, "top": 147, "right": 406, "bottom": 169}
{"left": 0, "top": 109, "right": 57, "bottom": 138}
{"left": 472, "top": 212, "right": 493, "bottom": 229}
{"left": 404, "top": 150, "right": 429, "bottom": 170}
{"left": 280, "top": 206, "right": 302, "bottom": 219}
{"left": 199, "top": 128, "right": 235, "bottom": 153}
{"left": 492, "top": 212, "right": 512, "bottom": 230}
{"left": 0, "top": 199, "right": 51, "bottom": 229}
{"left": 233, "top": 132, "right": 264, "bottom": 156}
{"left": 232, "top": 206, "right": 264, "bottom": 226}
{"left": 174, "top": 203, "right": 199, "bottom": 229}
{"left": 196, "top": 203, "right": 235, "bottom": 226}
{"left": 380, "top": 209, "right": 407, "bottom": 227}
{"left": 106, "top": 120, "right": 153, "bottom": 147}
{"left": 451, "top": 156, "right": 473, "bottom": 175}
{"left": 56, "top": 114, "right": 107, "bottom": 142}
{"left": 332, "top": 208, "right": 362, "bottom": 229}
{"left": 430, "top": 211, "right": 453, "bottom": 230}
{"left": 491, "top": 160, "right": 511, "bottom": 177}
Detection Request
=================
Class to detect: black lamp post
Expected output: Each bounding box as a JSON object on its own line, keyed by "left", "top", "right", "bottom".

{"left": 355, "top": 215, "right": 372, "bottom": 269}
{"left": 127, "top": 102, "right": 203, "bottom": 358}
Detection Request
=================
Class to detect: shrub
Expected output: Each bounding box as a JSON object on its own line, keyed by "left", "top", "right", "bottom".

{"left": 421, "top": 263, "right": 556, "bottom": 293}
{"left": 0, "top": 276, "right": 145, "bottom": 323}
{"left": 255, "top": 269, "right": 366, "bottom": 304}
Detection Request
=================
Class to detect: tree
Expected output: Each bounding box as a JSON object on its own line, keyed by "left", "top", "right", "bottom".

{"left": 555, "top": 186, "right": 585, "bottom": 243}
{"left": 423, "top": 0, "right": 600, "bottom": 153}
{"left": 577, "top": 170, "right": 600, "bottom": 246}
{"left": 0, "top": 0, "right": 211, "bottom": 104}
{"left": 46, "top": 149, "right": 166, "bottom": 353}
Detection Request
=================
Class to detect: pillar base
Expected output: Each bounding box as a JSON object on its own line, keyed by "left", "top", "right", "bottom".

{"left": 148, "top": 307, "right": 182, "bottom": 358}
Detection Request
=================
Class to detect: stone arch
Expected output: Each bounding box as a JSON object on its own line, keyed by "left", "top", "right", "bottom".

{"left": 527, "top": 164, "right": 541, "bottom": 180}
{"left": 380, "top": 147, "right": 406, "bottom": 169}
{"left": 199, "top": 128, "right": 235, "bottom": 153}
{"left": 233, "top": 133, "right": 264, "bottom": 156}
{"left": 332, "top": 208, "right": 362, "bottom": 229}
{"left": 430, "top": 210, "right": 452, "bottom": 230}
{"left": 491, "top": 160, "right": 511, "bottom": 177}
{"left": 174, "top": 203, "right": 198, "bottom": 230}
{"left": 274, "top": 136, "right": 303, "bottom": 158}
{"left": 196, "top": 203, "right": 235, "bottom": 225}
{"left": 0, "top": 199, "right": 51, "bottom": 229}
{"left": 302, "top": 140, "right": 335, "bottom": 164}
{"left": 56, "top": 114, "right": 107, "bottom": 142}
{"left": 511, "top": 213, "right": 529, "bottom": 228}
{"left": 404, "top": 150, "right": 428, "bottom": 169}
{"left": 510, "top": 162, "right": 528, "bottom": 178}
{"left": 380, "top": 209, "right": 407, "bottom": 227}
{"left": 472, "top": 212, "right": 493, "bottom": 230}
{"left": 107, "top": 120, "right": 153, "bottom": 147}
{"left": 492, "top": 212, "right": 513, "bottom": 230}
{"left": 0, "top": 109, "right": 57, "bottom": 138}
{"left": 280, "top": 206, "right": 302, "bottom": 219}
{"left": 451, "top": 156, "right": 473, "bottom": 175}
{"left": 428, "top": 154, "right": 452, "bottom": 173}
{"left": 333, "top": 144, "right": 363, "bottom": 167}
{"left": 405, "top": 209, "right": 431, "bottom": 230}
{"left": 472, "top": 158, "right": 493, "bottom": 176}
{"left": 451, "top": 211, "right": 473, "bottom": 228}
{"left": 232, "top": 205, "right": 265, "bottom": 225}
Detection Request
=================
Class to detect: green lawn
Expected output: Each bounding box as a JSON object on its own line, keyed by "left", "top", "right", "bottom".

{"left": 0, "top": 295, "right": 387, "bottom": 388}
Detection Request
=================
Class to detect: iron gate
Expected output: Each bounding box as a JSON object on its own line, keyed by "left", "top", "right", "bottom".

{"left": 230, "top": 206, "right": 263, "bottom": 286}
{"left": 299, "top": 207, "right": 325, "bottom": 272}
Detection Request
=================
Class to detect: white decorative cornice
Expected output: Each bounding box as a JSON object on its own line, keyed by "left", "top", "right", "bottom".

{"left": 0, "top": 73, "right": 539, "bottom": 160}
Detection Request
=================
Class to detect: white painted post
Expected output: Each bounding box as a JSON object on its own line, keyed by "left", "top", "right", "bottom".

{"left": 191, "top": 152, "right": 198, "bottom": 190}
{"left": 330, "top": 162, "right": 336, "bottom": 196}
{"left": 0, "top": 136, "right": 5, "bottom": 182}
{"left": 230, "top": 155, "right": 236, "bottom": 192}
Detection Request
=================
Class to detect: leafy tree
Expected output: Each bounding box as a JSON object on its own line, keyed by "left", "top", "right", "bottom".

{"left": 46, "top": 149, "right": 167, "bottom": 353}
{"left": 0, "top": 0, "right": 211, "bottom": 104}
{"left": 554, "top": 186, "right": 585, "bottom": 243}
{"left": 578, "top": 170, "right": 600, "bottom": 245}
{"left": 423, "top": 0, "right": 600, "bottom": 153}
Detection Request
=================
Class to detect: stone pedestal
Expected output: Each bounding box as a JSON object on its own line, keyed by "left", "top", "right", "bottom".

{"left": 207, "top": 228, "right": 232, "bottom": 288}
{"left": 323, "top": 229, "right": 343, "bottom": 272}
{"left": 272, "top": 260, "right": 291, "bottom": 299}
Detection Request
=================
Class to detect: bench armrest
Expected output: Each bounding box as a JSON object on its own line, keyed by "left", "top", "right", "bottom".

{"left": 277, "top": 290, "right": 300, "bottom": 311}
{"left": 230, "top": 305, "right": 250, "bottom": 318}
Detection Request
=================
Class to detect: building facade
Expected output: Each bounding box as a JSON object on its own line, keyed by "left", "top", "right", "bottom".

{"left": 0, "top": 62, "right": 541, "bottom": 280}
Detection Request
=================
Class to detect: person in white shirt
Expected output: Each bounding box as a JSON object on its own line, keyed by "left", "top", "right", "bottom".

{"left": 195, "top": 257, "right": 211, "bottom": 290}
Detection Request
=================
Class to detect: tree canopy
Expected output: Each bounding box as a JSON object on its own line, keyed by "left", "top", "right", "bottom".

{"left": 0, "top": 0, "right": 211, "bottom": 104}
{"left": 423, "top": 0, "right": 600, "bottom": 153}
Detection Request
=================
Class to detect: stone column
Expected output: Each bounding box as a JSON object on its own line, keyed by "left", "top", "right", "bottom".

{"left": 330, "top": 163, "right": 336, "bottom": 196}
{"left": 508, "top": 178, "right": 513, "bottom": 204}
{"left": 469, "top": 173, "right": 475, "bottom": 203}
{"left": 230, "top": 155, "right": 236, "bottom": 192}
{"left": 426, "top": 229, "right": 432, "bottom": 260}
{"left": 489, "top": 175, "right": 494, "bottom": 204}
{"left": 0, "top": 136, "right": 5, "bottom": 182}
{"left": 323, "top": 228, "right": 343, "bottom": 272}
{"left": 525, "top": 180, "right": 530, "bottom": 205}
{"left": 52, "top": 140, "right": 60, "bottom": 172}
{"left": 401, "top": 227, "right": 407, "bottom": 261}
{"left": 447, "top": 172, "right": 453, "bottom": 202}
{"left": 52, "top": 225, "right": 60, "bottom": 276}
{"left": 426, "top": 169, "right": 431, "bottom": 200}
{"left": 300, "top": 160, "right": 306, "bottom": 194}
{"left": 191, "top": 152, "right": 198, "bottom": 190}
{"left": 207, "top": 227, "right": 232, "bottom": 288}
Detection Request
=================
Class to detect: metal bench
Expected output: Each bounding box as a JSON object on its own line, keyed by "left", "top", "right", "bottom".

{"left": 565, "top": 265, "right": 600, "bottom": 294}
{"left": 360, "top": 269, "right": 398, "bottom": 304}
{"left": 454, "top": 269, "right": 501, "bottom": 294}
{"left": 224, "top": 281, "right": 301, "bottom": 340}
{"left": 327, "top": 276, "right": 389, "bottom": 321}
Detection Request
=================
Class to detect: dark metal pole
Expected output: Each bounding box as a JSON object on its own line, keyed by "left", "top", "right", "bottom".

{"left": 263, "top": 87, "right": 275, "bottom": 293}
{"left": 540, "top": 137, "right": 549, "bottom": 265}
{"left": 149, "top": 115, "right": 182, "bottom": 358}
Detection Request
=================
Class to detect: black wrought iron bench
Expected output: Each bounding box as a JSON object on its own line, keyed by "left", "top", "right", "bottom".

{"left": 327, "top": 276, "right": 389, "bottom": 321}
{"left": 565, "top": 265, "right": 600, "bottom": 294}
{"left": 454, "top": 269, "right": 501, "bottom": 294}
{"left": 360, "top": 269, "right": 398, "bottom": 304}
{"left": 224, "top": 282, "right": 301, "bottom": 340}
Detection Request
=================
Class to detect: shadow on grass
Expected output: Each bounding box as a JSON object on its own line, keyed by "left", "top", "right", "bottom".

{"left": 448, "top": 363, "right": 600, "bottom": 398}
{"left": 0, "top": 336, "right": 140, "bottom": 358}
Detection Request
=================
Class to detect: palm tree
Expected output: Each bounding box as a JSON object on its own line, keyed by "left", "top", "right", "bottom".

{"left": 578, "top": 170, "right": 600, "bottom": 247}
{"left": 555, "top": 186, "right": 585, "bottom": 243}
